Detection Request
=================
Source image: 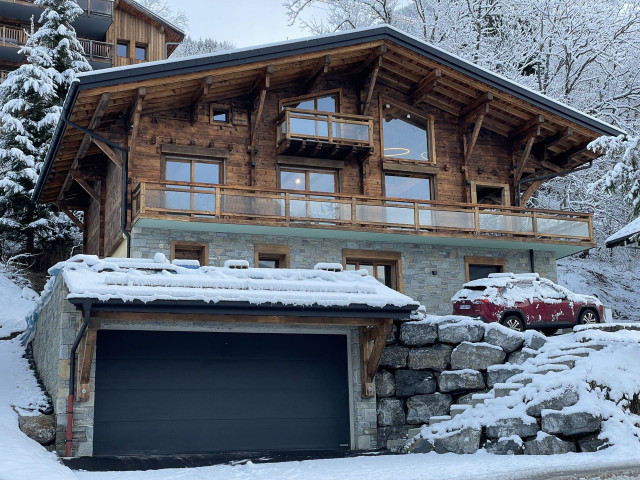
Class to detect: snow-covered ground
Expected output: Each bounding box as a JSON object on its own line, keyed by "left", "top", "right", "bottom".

{"left": 0, "top": 263, "right": 639, "bottom": 480}
{"left": 558, "top": 255, "right": 640, "bottom": 322}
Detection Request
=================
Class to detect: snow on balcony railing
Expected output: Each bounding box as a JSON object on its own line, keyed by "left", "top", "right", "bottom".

{"left": 131, "top": 182, "right": 594, "bottom": 244}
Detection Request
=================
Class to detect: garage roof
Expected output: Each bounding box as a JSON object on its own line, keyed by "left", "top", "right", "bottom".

{"left": 54, "top": 254, "right": 419, "bottom": 314}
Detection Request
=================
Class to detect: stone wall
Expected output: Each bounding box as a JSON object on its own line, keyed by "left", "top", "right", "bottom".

{"left": 130, "top": 226, "right": 557, "bottom": 314}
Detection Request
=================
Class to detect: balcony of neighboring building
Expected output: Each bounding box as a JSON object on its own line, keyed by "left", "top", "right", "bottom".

{"left": 78, "top": 37, "right": 113, "bottom": 69}
{"left": 131, "top": 181, "right": 595, "bottom": 257}
{"left": 0, "top": 0, "right": 113, "bottom": 38}
{"left": 0, "top": 24, "right": 26, "bottom": 64}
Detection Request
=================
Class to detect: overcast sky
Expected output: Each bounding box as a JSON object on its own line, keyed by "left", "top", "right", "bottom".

{"left": 178, "top": 0, "right": 311, "bottom": 48}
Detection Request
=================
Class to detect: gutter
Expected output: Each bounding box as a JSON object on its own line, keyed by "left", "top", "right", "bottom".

{"left": 66, "top": 300, "right": 92, "bottom": 457}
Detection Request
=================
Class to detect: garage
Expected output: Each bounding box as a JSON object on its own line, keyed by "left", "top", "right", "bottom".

{"left": 93, "top": 329, "right": 351, "bottom": 456}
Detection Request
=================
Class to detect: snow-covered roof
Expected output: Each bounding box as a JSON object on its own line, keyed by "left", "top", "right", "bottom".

{"left": 605, "top": 216, "right": 640, "bottom": 248}
{"left": 52, "top": 254, "right": 419, "bottom": 313}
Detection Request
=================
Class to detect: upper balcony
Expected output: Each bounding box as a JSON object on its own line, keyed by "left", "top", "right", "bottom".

{"left": 131, "top": 182, "right": 595, "bottom": 257}
{"left": 0, "top": 24, "right": 26, "bottom": 64}
{"left": 78, "top": 38, "right": 113, "bottom": 69}
{"left": 276, "top": 108, "right": 374, "bottom": 160}
{"left": 0, "top": 0, "right": 113, "bottom": 37}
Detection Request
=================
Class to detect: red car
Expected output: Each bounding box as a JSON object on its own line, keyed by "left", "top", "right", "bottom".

{"left": 451, "top": 273, "right": 603, "bottom": 334}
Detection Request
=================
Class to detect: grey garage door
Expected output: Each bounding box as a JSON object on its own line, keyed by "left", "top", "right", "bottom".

{"left": 93, "top": 329, "right": 350, "bottom": 456}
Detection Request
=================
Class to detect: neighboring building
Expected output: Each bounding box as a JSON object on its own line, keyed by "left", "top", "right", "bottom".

{"left": 605, "top": 216, "right": 640, "bottom": 248}
{"left": 31, "top": 26, "right": 623, "bottom": 456}
{"left": 0, "top": 0, "right": 183, "bottom": 81}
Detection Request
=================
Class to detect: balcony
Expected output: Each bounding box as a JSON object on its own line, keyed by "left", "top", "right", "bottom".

{"left": 0, "top": 24, "right": 26, "bottom": 63}
{"left": 78, "top": 38, "right": 113, "bottom": 68}
{"left": 131, "top": 182, "right": 595, "bottom": 255}
{"left": 276, "top": 108, "right": 374, "bottom": 160}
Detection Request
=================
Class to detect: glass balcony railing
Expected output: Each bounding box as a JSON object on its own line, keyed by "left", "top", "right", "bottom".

{"left": 131, "top": 181, "right": 595, "bottom": 246}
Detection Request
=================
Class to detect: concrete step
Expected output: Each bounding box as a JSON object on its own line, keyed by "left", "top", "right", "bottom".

{"left": 548, "top": 351, "right": 590, "bottom": 359}
{"left": 494, "top": 382, "right": 524, "bottom": 398}
{"left": 470, "top": 393, "right": 494, "bottom": 406}
{"left": 532, "top": 364, "right": 569, "bottom": 375}
{"left": 429, "top": 415, "right": 452, "bottom": 425}
{"left": 450, "top": 404, "right": 471, "bottom": 417}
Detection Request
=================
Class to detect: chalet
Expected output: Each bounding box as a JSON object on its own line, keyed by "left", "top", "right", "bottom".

{"left": 30, "top": 26, "right": 623, "bottom": 457}
{"left": 0, "top": 0, "right": 184, "bottom": 81}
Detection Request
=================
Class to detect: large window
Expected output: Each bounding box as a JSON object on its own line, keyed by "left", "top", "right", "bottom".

{"left": 281, "top": 90, "right": 339, "bottom": 112}
{"left": 280, "top": 167, "right": 337, "bottom": 193}
{"left": 163, "top": 157, "right": 222, "bottom": 213}
{"left": 343, "top": 249, "right": 402, "bottom": 291}
{"left": 279, "top": 167, "right": 343, "bottom": 220}
{"left": 382, "top": 103, "right": 433, "bottom": 162}
{"left": 384, "top": 173, "right": 432, "bottom": 201}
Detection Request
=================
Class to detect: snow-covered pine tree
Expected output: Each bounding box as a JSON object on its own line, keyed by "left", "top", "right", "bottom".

{"left": 0, "top": 0, "right": 90, "bottom": 258}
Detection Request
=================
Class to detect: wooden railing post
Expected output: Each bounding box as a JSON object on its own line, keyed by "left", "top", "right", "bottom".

{"left": 328, "top": 113, "right": 333, "bottom": 143}
{"left": 284, "top": 193, "right": 290, "bottom": 222}
{"left": 474, "top": 207, "right": 480, "bottom": 233}
{"left": 215, "top": 188, "right": 221, "bottom": 217}
{"left": 532, "top": 211, "right": 538, "bottom": 237}
{"left": 351, "top": 197, "right": 357, "bottom": 226}
{"left": 414, "top": 202, "right": 420, "bottom": 232}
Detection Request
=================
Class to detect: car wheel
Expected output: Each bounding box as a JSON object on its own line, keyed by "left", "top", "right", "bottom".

{"left": 501, "top": 315, "right": 524, "bottom": 332}
{"left": 578, "top": 309, "right": 599, "bottom": 325}
{"left": 541, "top": 328, "right": 558, "bottom": 336}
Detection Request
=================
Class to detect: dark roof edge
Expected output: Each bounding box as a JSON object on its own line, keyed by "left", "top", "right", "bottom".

{"left": 68, "top": 297, "right": 418, "bottom": 319}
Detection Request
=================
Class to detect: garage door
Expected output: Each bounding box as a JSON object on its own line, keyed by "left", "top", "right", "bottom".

{"left": 93, "top": 330, "right": 350, "bottom": 455}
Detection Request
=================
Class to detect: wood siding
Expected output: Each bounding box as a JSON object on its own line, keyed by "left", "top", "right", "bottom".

{"left": 104, "top": 161, "right": 122, "bottom": 256}
{"left": 107, "top": 7, "right": 169, "bottom": 66}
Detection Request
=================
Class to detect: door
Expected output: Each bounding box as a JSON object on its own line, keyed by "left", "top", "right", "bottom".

{"left": 93, "top": 330, "right": 350, "bottom": 455}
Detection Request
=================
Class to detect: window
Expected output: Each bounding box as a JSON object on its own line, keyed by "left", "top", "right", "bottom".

{"left": 116, "top": 41, "right": 129, "bottom": 58}
{"left": 465, "top": 256, "right": 506, "bottom": 281}
{"left": 254, "top": 244, "right": 290, "bottom": 268}
{"left": 281, "top": 90, "right": 340, "bottom": 112}
{"left": 280, "top": 167, "right": 337, "bottom": 193}
{"left": 135, "top": 44, "right": 147, "bottom": 61}
{"left": 384, "top": 173, "right": 432, "bottom": 201}
{"left": 382, "top": 103, "right": 434, "bottom": 162}
{"left": 343, "top": 249, "right": 402, "bottom": 291}
{"left": 171, "top": 241, "right": 209, "bottom": 266}
{"left": 211, "top": 107, "right": 230, "bottom": 123}
{"left": 163, "top": 156, "right": 222, "bottom": 213}
{"left": 279, "top": 166, "right": 341, "bottom": 220}
{"left": 471, "top": 182, "right": 510, "bottom": 206}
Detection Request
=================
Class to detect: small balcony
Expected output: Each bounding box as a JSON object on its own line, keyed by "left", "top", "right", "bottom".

{"left": 0, "top": 24, "right": 26, "bottom": 63}
{"left": 78, "top": 38, "right": 113, "bottom": 69}
{"left": 276, "top": 108, "right": 374, "bottom": 160}
{"left": 131, "top": 182, "right": 595, "bottom": 254}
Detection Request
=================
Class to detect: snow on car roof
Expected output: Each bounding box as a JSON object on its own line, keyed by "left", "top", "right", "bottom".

{"left": 52, "top": 254, "right": 420, "bottom": 311}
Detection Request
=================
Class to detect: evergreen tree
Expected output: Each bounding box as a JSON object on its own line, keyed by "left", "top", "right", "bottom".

{"left": 0, "top": 0, "right": 91, "bottom": 258}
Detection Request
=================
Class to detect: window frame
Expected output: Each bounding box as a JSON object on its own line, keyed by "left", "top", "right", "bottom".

{"left": 464, "top": 256, "right": 507, "bottom": 282}
{"left": 379, "top": 96, "right": 436, "bottom": 164}
{"left": 171, "top": 241, "right": 209, "bottom": 266}
{"left": 382, "top": 171, "right": 436, "bottom": 202}
{"left": 116, "top": 40, "right": 129, "bottom": 58}
{"left": 279, "top": 88, "right": 342, "bottom": 112}
{"left": 342, "top": 249, "right": 403, "bottom": 292}
{"left": 134, "top": 43, "right": 147, "bottom": 61}
{"left": 210, "top": 103, "right": 232, "bottom": 124}
{"left": 277, "top": 165, "right": 340, "bottom": 195}
{"left": 162, "top": 155, "right": 225, "bottom": 186}
{"left": 254, "top": 244, "right": 290, "bottom": 269}
{"left": 470, "top": 181, "right": 511, "bottom": 206}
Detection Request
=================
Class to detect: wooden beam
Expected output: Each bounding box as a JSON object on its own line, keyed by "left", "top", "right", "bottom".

{"left": 304, "top": 55, "right": 331, "bottom": 93}
{"left": 360, "top": 320, "right": 393, "bottom": 398}
{"left": 410, "top": 68, "right": 441, "bottom": 106}
{"left": 357, "top": 44, "right": 387, "bottom": 74}
{"left": 510, "top": 114, "right": 545, "bottom": 146}
{"left": 459, "top": 92, "right": 493, "bottom": 120}
{"left": 250, "top": 65, "right": 273, "bottom": 148}
{"left": 514, "top": 135, "right": 535, "bottom": 184}
{"left": 57, "top": 92, "right": 110, "bottom": 201}
{"left": 359, "top": 52, "right": 384, "bottom": 115}
{"left": 540, "top": 160, "right": 566, "bottom": 173}
{"left": 75, "top": 319, "right": 99, "bottom": 401}
{"left": 546, "top": 141, "right": 591, "bottom": 167}
{"left": 189, "top": 75, "right": 214, "bottom": 126}
{"left": 521, "top": 179, "right": 545, "bottom": 204}
{"left": 127, "top": 87, "right": 147, "bottom": 156}
{"left": 73, "top": 177, "right": 100, "bottom": 203}
{"left": 93, "top": 139, "right": 123, "bottom": 169}
{"left": 463, "top": 112, "right": 486, "bottom": 165}
{"left": 539, "top": 127, "right": 574, "bottom": 154}
{"left": 249, "top": 64, "right": 273, "bottom": 99}
{"left": 61, "top": 208, "right": 83, "bottom": 231}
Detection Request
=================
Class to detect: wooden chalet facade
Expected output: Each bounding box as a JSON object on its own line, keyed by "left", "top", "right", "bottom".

{"left": 34, "top": 26, "right": 622, "bottom": 312}
{"left": 0, "top": 0, "right": 183, "bottom": 79}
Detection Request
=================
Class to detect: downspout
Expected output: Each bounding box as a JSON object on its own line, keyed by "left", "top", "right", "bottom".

{"left": 516, "top": 161, "right": 593, "bottom": 206}
{"left": 62, "top": 119, "right": 130, "bottom": 257}
{"left": 529, "top": 249, "right": 535, "bottom": 273}
{"left": 65, "top": 300, "right": 92, "bottom": 457}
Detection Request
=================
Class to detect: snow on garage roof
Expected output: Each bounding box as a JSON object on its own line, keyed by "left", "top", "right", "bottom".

{"left": 605, "top": 216, "right": 640, "bottom": 248}
{"left": 53, "top": 254, "right": 419, "bottom": 313}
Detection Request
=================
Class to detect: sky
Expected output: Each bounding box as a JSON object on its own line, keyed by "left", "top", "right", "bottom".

{"left": 178, "top": 0, "right": 312, "bottom": 48}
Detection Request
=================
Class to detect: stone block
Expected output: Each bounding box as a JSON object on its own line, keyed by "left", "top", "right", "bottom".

{"left": 18, "top": 414, "right": 56, "bottom": 445}
{"left": 377, "top": 398, "right": 405, "bottom": 426}
{"left": 508, "top": 348, "right": 538, "bottom": 365}
{"left": 406, "top": 394, "right": 452, "bottom": 424}
{"left": 451, "top": 342, "right": 506, "bottom": 370}
{"left": 578, "top": 433, "right": 608, "bottom": 452}
{"left": 484, "top": 325, "right": 525, "bottom": 353}
{"left": 379, "top": 346, "right": 409, "bottom": 369}
{"left": 407, "top": 344, "right": 453, "bottom": 370}
{"left": 525, "top": 387, "right": 579, "bottom": 417}
{"left": 377, "top": 425, "right": 411, "bottom": 448}
{"left": 486, "top": 416, "right": 539, "bottom": 439}
{"left": 487, "top": 365, "right": 524, "bottom": 388}
{"left": 542, "top": 411, "right": 601, "bottom": 436}
{"left": 395, "top": 370, "right": 436, "bottom": 397}
{"left": 524, "top": 434, "right": 576, "bottom": 455}
{"left": 408, "top": 437, "right": 434, "bottom": 453}
{"left": 375, "top": 370, "right": 396, "bottom": 398}
{"left": 524, "top": 332, "right": 547, "bottom": 351}
{"left": 438, "top": 370, "right": 485, "bottom": 393}
{"left": 386, "top": 323, "right": 398, "bottom": 345}
{"left": 400, "top": 322, "right": 438, "bottom": 346}
{"left": 433, "top": 427, "right": 481, "bottom": 454}
{"left": 486, "top": 436, "right": 524, "bottom": 455}
{"left": 438, "top": 323, "right": 484, "bottom": 344}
